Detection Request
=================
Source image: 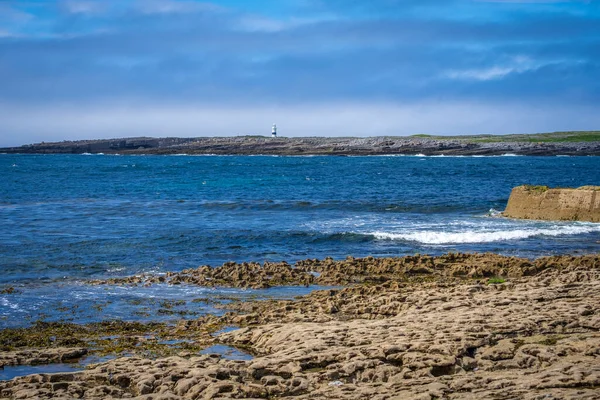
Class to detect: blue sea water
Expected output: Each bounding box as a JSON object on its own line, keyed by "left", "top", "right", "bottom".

{"left": 0, "top": 154, "right": 599, "bottom": 328}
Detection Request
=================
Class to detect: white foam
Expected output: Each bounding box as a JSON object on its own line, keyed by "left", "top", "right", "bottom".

{"left": 486, "top": 208, "right": 503, "bottom": 217}
{"left": 0, "top": 298, "right": 21, "bottom": 310}
{"left": 369, "top": 224, "right": 600, "bottom": 245}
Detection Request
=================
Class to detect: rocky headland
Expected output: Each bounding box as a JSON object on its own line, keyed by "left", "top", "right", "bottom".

{"left": 1, "top": 253, "right": 600, "bottom": 399}
{"left": 504, "top": 185, "right": 600, "bottom": 223}
{"left": 2, "top": 135, "right": 600, "bottom": 156}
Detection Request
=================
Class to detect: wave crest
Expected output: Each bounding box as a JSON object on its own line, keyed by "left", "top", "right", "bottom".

{"left": 369, "top": 225, "right": 600, "bottom": 244}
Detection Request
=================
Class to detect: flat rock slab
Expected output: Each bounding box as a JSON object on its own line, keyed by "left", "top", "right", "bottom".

{"left": 503, "top": 185, "right": 600, "bottom": 222}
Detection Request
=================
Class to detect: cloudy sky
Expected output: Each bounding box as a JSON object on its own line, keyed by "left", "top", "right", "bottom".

{"left": 1, "top": 0, "right": 599, "bottom": 146}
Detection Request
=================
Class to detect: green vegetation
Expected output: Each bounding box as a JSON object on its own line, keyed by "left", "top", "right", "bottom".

{"left": 514, "top": 339, "right": 525, "bottom": 351}
{"left": 470, "top": 131, "right": 600, "bottom": 143}
{"left": 0, "top": 322, "right": 87, "bottom": 350}
{"left": 0, "top": 319, "right": 226, "bottom": 358}
{"left": 538, "top": 336, "right": 560, "bottom": 346}
{"left": 408, "top": 131, "right": 600, "bottom": 143}
{"left": 487, "top": 277, "right": 506, "bottom": 285}
{"left": 522, "top": 185, "right": 549, "bottom": 193}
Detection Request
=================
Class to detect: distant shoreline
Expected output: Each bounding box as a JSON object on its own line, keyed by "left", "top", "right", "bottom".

{"left": 2, "top": 132, "right": 600, "bottom": 156}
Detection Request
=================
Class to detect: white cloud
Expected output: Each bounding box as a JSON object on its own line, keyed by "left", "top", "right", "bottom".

{"left": 236, "top": 14, "right": 340, "bottom": 32}
{"left": 61, "top": 0, "right": 106, "bottom": 15}
{"left": 135, "top": 0, "right": 224, "bottom": 15}
{"left": 0, "top": 4, "right": 34, "bottom": 22}
{"left": 443, "top": 56, "right": 540, "bottom": 81}
{"left": 0, "top": 29, "right": 18, "bottom": 38}
{"left": 477, "top": 1, "right": 585, "bottom": 3}
{"left": 445, "top": 66, "right": 517, "bottom": 81}
{"left": 237, "top": 16, "right": 290, "bottom": 32}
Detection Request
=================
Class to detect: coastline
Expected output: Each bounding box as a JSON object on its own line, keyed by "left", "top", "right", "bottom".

{"left": 2, "top": 135, "right": 600, "bottom": 156}
{"left": 1, "top": 252, "right": 599, "bottom": 399}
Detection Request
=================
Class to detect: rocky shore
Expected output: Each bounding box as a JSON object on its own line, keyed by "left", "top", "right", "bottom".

{"left": 2, "top": 135, "right": 600, "bottom": 156}
{"left": 1, "top": 253, "right": 600, "bottom": 399}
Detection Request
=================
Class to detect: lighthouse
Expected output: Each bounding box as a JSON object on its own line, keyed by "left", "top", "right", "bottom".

{"left": 272, "top": 124, "right": 277, "bottom": 138}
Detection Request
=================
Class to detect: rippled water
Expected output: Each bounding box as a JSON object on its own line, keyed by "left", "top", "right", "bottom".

{"left": 0, "top": 154, "right": 598, "bottom": 327}
{"left": 0, "top": 355, "right": 113, "bottom": 381}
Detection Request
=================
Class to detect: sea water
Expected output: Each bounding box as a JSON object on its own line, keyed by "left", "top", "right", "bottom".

{"left": 0, "top": 154, "right": 598, "bottom": 328}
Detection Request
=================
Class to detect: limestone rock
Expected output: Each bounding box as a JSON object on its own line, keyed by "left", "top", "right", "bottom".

{"left": 2, "top": 254, "right": 600, "bottom": 399}
{"left": 503, "top": 185, "right": 600, "bottom": 222}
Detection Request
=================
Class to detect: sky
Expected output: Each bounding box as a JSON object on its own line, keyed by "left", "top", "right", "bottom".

{"left": 0, "top": 0, "right": 599, "bottom": 146}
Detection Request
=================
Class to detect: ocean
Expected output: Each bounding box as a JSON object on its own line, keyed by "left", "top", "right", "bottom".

{"left": 1, "top": 154, "right": 599, "bottom": 328}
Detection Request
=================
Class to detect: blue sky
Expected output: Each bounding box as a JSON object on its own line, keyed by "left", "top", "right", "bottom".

{"left": 1, "top": 0, "right": 599, "bottom": 145}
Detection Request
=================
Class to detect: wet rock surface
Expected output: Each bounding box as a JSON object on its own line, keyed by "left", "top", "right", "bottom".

{"left": 0, "top": 321, "right": 220, "bottom": 363}
{"left": 89, "top": 253, "right": 600, "bottom": 288}
{"left": 1, "top": 253, "right": 599, "bottom": 399}
{"left": 0, "top": 348, "right": 88, "bottom": 368}
{"left": 89, "top": 261, "right": 315, "bottom": 289}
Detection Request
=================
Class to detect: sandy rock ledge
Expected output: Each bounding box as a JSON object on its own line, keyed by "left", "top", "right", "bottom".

{"left": 503, "top": 185, "right": 600, "bottom": 222}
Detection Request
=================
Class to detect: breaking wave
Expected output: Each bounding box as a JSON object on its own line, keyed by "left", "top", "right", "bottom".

{"left": 369, "top": 224, "right": 600, "bottom": 245}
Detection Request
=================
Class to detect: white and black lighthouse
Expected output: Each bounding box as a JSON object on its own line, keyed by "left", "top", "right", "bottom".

{"left": 271, "top": 124, "right": 277, "bottom": 138}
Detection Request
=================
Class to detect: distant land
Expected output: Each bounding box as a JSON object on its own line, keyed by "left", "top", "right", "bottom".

{"left": 2, "top": 131, "right": 600, "bottom": 156}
